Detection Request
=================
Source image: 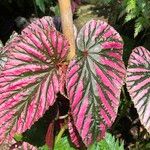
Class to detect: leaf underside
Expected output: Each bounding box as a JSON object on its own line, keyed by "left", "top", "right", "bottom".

{"left": 0, "top": 16, "right": 69, "bottom": 143}
{"left": 126, "top": 46, "right": 150, "bottom": 132}
{"left": 66, "top": 20, "right": 126, "bottom": 146}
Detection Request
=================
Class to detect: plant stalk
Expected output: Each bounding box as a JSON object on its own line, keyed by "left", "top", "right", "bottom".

{"left": 58, "top": 0, "right": 76, "bottom": 62}
{"left": 55, "top": 124, "right": 67, "bottom": 144}
{"left": 45, "top": 120, "right": 55, "bottom": 150}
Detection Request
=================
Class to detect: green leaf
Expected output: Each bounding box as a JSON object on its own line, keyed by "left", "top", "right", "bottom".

{"left": 125, "top": 13, "right": 136, "bottom": 22}
{"left": 126, "top": 0, "right": 136, "bottom": 13}
{"left": 54, "top": 133, "right": 124, "bottom": 150}
{"left": 54, "top": 136, "right": 75, "bottom": 150}
{"left": 38, "top": 144, "right": 49, "bottom": 150}
{"left": 89, "top": 133, "right": 124, "bottom": 150}
{"left": 35, "top": 0, "right": 46, "bottom": 13}
{"left": 134, "top": 17, "right": 144, "bottom": 37}
{"left": 50, "top": 5, "right": 60, "bottom": 16}
{"left": 14, "top": 133, "right": 23, "bottom": 142}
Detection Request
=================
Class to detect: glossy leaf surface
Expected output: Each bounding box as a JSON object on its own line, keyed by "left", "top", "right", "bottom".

{"left": 0, "top": 17, "right": 69, "bottom": 143}
{"left": 66, "top": 20, "right": 126, "bottom": 146}
{"left": 126, "top": 46, "right": 150, "bottom": 132}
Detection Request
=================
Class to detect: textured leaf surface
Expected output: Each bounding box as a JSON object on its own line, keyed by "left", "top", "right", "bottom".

{"left": 0, "top": 32, "right": 18, "bottom": 71}
{"left": 0, "top": 139, "right": 37, "bottom": 150}
{"left": 22, "top": 142, "right": 37, "bottom": 150}
{"left": 126, "top": 46, "right": 150, "bottom": 132}
{"left": 21, "top": 16, "right": 54, "bottom": 35}
{"left": 68, "top": 115, "right": 83, "bottom": 148}
{"left": 0, "top": 17, "right": 69, "bottom": 143}
{"left": 54, "top": 136, "right": 75, "bottom": 150}
{"left": 89, "top": 133, "right": 124, "bottom": 150}
{"left": 66, "top": 20, "right": 126, "bottom": 146}
{"left": 0, "top": 47, "right": 7, "bottom": 71}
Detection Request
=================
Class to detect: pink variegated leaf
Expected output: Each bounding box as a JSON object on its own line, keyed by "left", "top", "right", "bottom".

{"left": 0, "top": 139, "right": 37, "bottom": 150}
{"left": 0, "top": 47, "right": 7, "bottom": 71}
{"left": 68, "top": 115, "right": 83, "bottom": 148}
{"left": 66, "top": 20, "right": 126, "bottom": 146}
{"left": 22, "top": 142, "right": 37, "bottom": 150}
{"left": 0, "top": 32, "right": 18, "bottom": 71}
{"left": 0, "top": 17, "right": 69, "bottom": 143}
{"left": 5, "top": 31, "right": 19, "bottom": 46}
{"left": 126, "top": 46, "right": 150, "bottom": 132}
{"left": 21, "top": 16, "right": 55, "bottom": 35}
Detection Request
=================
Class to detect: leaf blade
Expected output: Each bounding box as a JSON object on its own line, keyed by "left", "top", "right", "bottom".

{"left": 126, "top": 46, "right": 150, "bottom": 132}
{"left": 66, "top": 20, "right": 126, "bottom": 146}
{"left": 0, "top": 17, "right": 69, "bottom": 143}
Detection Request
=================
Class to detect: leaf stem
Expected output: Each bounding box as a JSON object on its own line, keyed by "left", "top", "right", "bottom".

{"left": 58, "top": 0, "right": 76, "bottom": 62}
{"left": 122, "top": 85, "right": 127, "bottom": 101}
{"left": 55, "top": 124, "right": 67, "bottom": 144}
{"left": 58, "top": 114, "right": 68, "bottom": 120}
